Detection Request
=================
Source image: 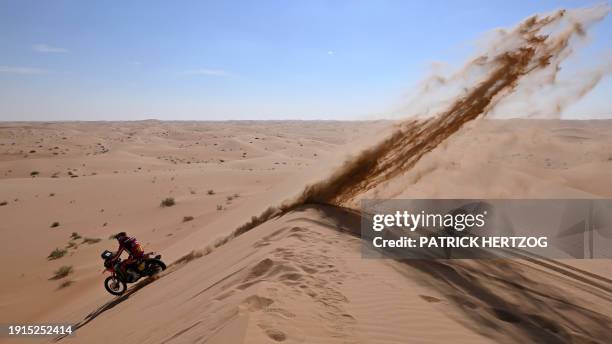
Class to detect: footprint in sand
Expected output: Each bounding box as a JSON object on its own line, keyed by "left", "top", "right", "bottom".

{"left": 279, "top": 273, "right": 303, "bottom": 281}
{"left": 264, "top": 328, "right": 286, "bottom": 342}
{"left": 300, "top": 265, "right": 318, "bottom": 274}
{"left": 239, "top": 295, "right": 274, "bottom": 312}
{"left": 244, "top": 258, "right": 274, "bottom": 280}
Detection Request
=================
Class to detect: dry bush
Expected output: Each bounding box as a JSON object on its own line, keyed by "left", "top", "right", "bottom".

{"left": 58, "top": 280, "right": 74, "bottom": 289}
{"left": 160, "top": 197, "right": 175, "bottom": 207}
{"left": 48, "top": 248, "right": 67, "bottom": 260}
{"left": 82, "top": 237, "right": 101, "bottom": 244}
{"left": 51, "top": 265, "right": 73, "bottom": 280}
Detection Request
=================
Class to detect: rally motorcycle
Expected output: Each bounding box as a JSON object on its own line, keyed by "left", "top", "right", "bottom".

{"left": 100, "top": 250, "right": 166, "bottom": 296}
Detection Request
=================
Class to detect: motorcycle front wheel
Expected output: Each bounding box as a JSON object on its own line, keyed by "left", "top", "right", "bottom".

{"left": 104, "top": 276, "right": 127, "bottom": 296}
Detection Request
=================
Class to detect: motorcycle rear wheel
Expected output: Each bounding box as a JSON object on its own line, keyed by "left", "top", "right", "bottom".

{"left": 104, "top": 276, "right": 127, "bottom": 296}
{"left": 145, "top": 259, "right": 166, "bottom": 276}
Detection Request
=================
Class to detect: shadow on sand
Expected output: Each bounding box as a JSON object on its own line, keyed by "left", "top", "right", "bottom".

{"left": 54, "top": 276, "right": 157, "bottom": 341}
{"left": 295, "top": 204, "right": 612, "bottom": 344}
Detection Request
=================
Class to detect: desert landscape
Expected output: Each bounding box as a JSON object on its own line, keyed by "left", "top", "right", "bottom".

{"left": 1, "top": 3, "right": 612, "bottom": 344}
{"left": 1, "top": 118, "right": 611, "bottom": 343}
{"left": 0, "top": 120, "right": 389, "bottom": 323}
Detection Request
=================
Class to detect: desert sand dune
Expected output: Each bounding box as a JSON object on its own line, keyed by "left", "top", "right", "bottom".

{"left": 2, "top": 117, "right": 610, "bottom": 344}
{"left": 0, "top": 120, "right": 388, "bottom": 325}
{"left": 1, "top": 118, "right": 611, "bottom": 343}
{"left": 2, "top": 6, "right": 612, "bottom": 344}
{"left": 51, "top": 206, "right": 612, "bottom": 343}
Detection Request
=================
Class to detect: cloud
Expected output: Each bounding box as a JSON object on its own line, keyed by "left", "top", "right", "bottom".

{"left": 182, "top": 68, "right": 231, "bottom": 77}
{"left": 327, "top": 50, "right": 335, "bottom": 56}
{"left": 32, "top": 43, "right": 68, "bottom": 53}
{"left": 0, "top": 66, "right": 47, "bottom": 75}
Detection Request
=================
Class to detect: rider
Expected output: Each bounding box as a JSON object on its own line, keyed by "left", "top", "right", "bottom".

{"left": 111, "top": 232, "right": 145, "bottom": 277}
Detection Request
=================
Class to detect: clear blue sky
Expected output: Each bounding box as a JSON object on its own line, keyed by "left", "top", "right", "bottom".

{"left": 0, "top": 0, "right": 609, "bottom": 120}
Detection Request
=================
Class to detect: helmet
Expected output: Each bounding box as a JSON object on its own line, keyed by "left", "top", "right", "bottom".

{"left": 114, "top": 232, "right": 127, "bottom": 240}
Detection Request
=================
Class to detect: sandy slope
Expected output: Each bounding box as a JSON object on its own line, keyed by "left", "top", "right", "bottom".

{"left": 54, "top": 205, "right": 612, "bottom": 343}
{"left": 0, "top": 120, "right": 388, "bottom": 324}
{"left": 55, "top": 206, "right": 496, "bottom": 343}
{"left": 1, "top": 119, "right": 611, "bottom": 343}
{"left": 361, "top": 119, "right": 612, "bottom": 201}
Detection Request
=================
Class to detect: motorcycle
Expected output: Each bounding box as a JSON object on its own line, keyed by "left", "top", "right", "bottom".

{"left": 100, "top": 250, "right": 166, "bottom": 296}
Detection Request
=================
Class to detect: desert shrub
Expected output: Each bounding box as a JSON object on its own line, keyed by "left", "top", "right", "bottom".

{"left": 216, "top": 204, "right": 223, "bottom": 211}
{"left": 48, "top": 248, "right": 67, "bottom": 260}
{"left": 30, "top": 171, "right": 39, "bottom": 177}
{"left": 183, "top": 216, "right": 194, "bottom": 222}
{"left": 207, "top": 189, "right": 215, "bottom": 195}
{"left": 82, "top": 237, "right": 101, "bottom": 244}
{"left": 70, "top": 232, "right": 82, "bottom": 240}
{"left": 0, "top": 201, "right": 7, "bottom": 206}
{"left": 160, "top": 197, "right": 175, "bottom": 207}
{"left": 58, "top": 280, "right": 74, "bottom": 288}
{"left": 50, "top": 221, "right": 60, "bottom": 228}
{"left": 51, "top": 265, "right": 73, "bottom": 279}
{"left": 66, "top": 241, "right": 78, "bottom": 249}
{"left": 226, "top": 195, "right": 234, "bottom": 201}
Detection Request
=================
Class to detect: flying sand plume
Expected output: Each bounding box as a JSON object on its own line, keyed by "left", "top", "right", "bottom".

{"left": 230, "top": 6, "right": 610, "bottom": 237}
{"left": 295, "top": 6, "right": 610, "bottom": 205}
